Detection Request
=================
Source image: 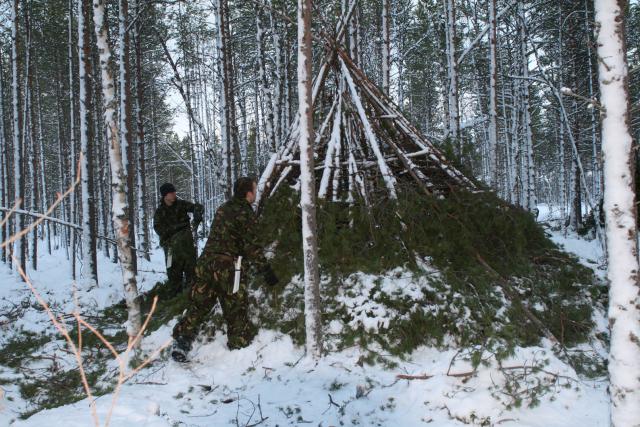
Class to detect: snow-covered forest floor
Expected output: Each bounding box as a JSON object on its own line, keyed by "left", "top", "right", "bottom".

{"left": 0, "top": 214, "right": 609, "bottom": 427}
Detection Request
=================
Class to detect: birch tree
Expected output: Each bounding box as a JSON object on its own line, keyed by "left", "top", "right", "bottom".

{"left": 444, "top": 0, "right": 460, "bottom": 146}
{"left": 132, "top": 0, "right": 150, "bottom": 261}
{"left": 381, "top": 0, "right": 391, "bottom": 95}
{"left": 297, "top": 0, "right": 322, "bottom": 360}
{"left": 595, "top": 0, "right": 640, "bottom": 424}
{"left": 92, "top": 0, "right": 142, "bottom": 339}
{"left": 118, "top": 0, "right": 137, "bottom": 273}
{"left": 255, "top": 0, "right": 275, "bottom": 152}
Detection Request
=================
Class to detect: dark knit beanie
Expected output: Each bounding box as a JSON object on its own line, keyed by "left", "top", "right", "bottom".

{"left": 160, "top": 183, "right": 177, "bottom": 197}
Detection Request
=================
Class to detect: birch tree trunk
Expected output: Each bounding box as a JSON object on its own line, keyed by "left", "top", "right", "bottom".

{"left": 215, "top": 0, "right": 232, "bottom": 198}
{"left": 444, "top": 0, "right": 460, "bottom": 147}
{"left": 349, "top": 4, "right": 359, "bottom": 65}
{"left": 594, "top": 0, "right": 640, "bottom": 425}
{"left": 92, "top": 0, "right": 142, "bottom": 340}
{"left": 268, "top": 1, "right": 279, "bottom": 145}
{"left": 78, "top": 0, "right": 98, "bottom": 286}
{"left": 518, "top": 0, "right": 535, "bottom": 212}
{"left": 255, "top": 0, "right": 275, "bottom": 152}
{"left": 118, "top": 0, "right": 137, "bottom": 274}
{"left": 218, "top": 0, "right": 240, "bottom": 184}
{"left": 35, "top": 71, "right": 51, "bottom": 255}
{"left": 381, "top": 0, "right": 390, "bottom": 95}
{"left": 132, "top": 0, "right": 150, "bottom": 261}
{"left": 297, "top": 0, "right": 322, "bottom": 360}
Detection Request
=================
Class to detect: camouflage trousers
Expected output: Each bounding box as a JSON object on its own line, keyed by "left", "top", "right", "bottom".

{"left": 162, "top": 237, "right": 197, "bottom": 300}
{"left": 172, "top": 257, "right": 257, "bottom": 350}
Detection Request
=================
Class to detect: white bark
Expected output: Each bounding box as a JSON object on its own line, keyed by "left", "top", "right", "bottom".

{"left": 256, "top": 0, "right": 275, "bottom": 152}
{"left": 35, "top": 73, "right": 51, "bottom": 255}
{"left": 595, "top": 1, "right": 640, "bottom": 425}
{"left": 518, "top": 0, "right": 535, "bottom": 211}
{"left": 297, "top": 0, "right": 322, "bottom": 360}
{"left": 584, "top": 0, "right": 600, "bottom": 200}
{"left": 92, "top": 0, "right": 141, "bottom": 339}
{"left": 381, "top": 0, "right": 390, "bottom": 95}
{"left": 269, "top": 0, "right": 282, "bottom": 147}
{"left": 444, "top": 0, "right": 459, "bottom": 143}
{"left": 349, "top": 4, "right": 358, "bottom": 64}
{"left": 214, "top": 0, "right": 232, "bottom": 198}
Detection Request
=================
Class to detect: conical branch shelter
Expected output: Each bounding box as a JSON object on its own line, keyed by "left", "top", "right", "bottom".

{"left": 257, "top": 40, "right": 478, "bottom": 210}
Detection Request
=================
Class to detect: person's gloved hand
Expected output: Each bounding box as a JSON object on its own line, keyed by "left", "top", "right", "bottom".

{"left": 262, "top": 265, "right": 279, "bottom": 287}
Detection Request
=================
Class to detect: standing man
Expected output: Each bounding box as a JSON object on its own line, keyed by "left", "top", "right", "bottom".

{"left": 153, "top": 183, "right": 204, "bottom": 299}
{"left": 171, "top": 177, "right": 279, "bottom": 362}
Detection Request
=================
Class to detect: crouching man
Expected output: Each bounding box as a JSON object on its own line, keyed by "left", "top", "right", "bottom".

{"left": 171, "top": 177, "right": 279, "bottom": 362}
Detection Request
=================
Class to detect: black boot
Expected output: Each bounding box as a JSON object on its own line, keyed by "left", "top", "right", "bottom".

{"left": 171, "top": 337, "right": 192, "bottom": 363}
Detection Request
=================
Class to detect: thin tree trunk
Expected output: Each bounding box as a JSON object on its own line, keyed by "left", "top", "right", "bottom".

{"left": 55, "top": 69, "right": 69, "bottom": 256}
{"left": 25, "top": 6, "right": 38, "bottom": 271}
{"left": 584, "top": 0, "right": 600, "bottom": 200}
{"left": 0, "top": 47, "right": 8, "bottom": 263}
{"left": 487, "top": 0, "right": 498, "bottom": 189}
{"left": 381, "top": 0, "right": 390, "bottom": 95}
{"left": 256, "top": 0, "right": 275, "bottom": 152}
{"left": 118, "top": 0, "right": 137, "bottom": 274}
{"left": 518, "top": 0, "right": 535, "bottom": 212}
{"left": 79, "top": 0, "right": 98, "bottom": 285}
{"left": 348, "top": 4, "right": 359, "bottom": 65}
{"left": 68, "top": 0, "right": 79, "bottom": 279}
{"left": 594, "top": 1, "right": 640, "bottom": 425}
{"left": 297, "top": 0, "right": 322, "bottom": 360}
{"left": 92, "top": 0, "right": 142, "bottom": 340}
{"left": 444, "top": 0, "right": 460, "bottom": 147}
{"left": 215, "top": 0, "right": 232, "bottom": 197}
{"left": 35, "top": 69, "right": 51, "bottom": 255}
{"left": 12, "top": 0, "right": 26, "bottom": 276}
{"left": 133, "top": 0, "right": 150, "bottom": 261}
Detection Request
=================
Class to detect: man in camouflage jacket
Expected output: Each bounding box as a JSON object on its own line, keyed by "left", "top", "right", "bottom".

{"left": 153, "top": 183, "right": 204, "bottom": 299}
{"left": 171, "top": 177, "right": 278, "bottom": 362}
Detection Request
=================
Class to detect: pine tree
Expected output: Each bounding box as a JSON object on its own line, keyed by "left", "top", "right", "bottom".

{"left": 297, "top": 0, "right": 322, "bottom": 360}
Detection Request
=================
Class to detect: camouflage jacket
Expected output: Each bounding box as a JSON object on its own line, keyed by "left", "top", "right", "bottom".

{"left": 153, "top": 199, "right": 204, "bottom": 248}
{"left": 199, "top": 197, "right": 268, "bottom": 271}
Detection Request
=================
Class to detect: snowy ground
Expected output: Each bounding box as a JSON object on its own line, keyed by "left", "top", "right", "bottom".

{"left": 0, "top": 226, "right": 609, "bottom": 426}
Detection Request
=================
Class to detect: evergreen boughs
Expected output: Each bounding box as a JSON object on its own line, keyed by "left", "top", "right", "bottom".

{"left": 255, "top": 185, "right": 603, "bottom": 366}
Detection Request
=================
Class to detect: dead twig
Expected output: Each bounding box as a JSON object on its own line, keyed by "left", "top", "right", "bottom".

{"left": 395, "top": 374, "right": 433, "bottom": 380}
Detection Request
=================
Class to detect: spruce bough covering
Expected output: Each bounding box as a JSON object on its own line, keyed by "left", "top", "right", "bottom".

{"left": 256, "top": 185, "right": 603, "bottom": 371}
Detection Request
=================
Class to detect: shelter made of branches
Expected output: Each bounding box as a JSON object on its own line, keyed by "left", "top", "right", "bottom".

{"left": 257, "top": 35, "right": 478, "bottom": 209}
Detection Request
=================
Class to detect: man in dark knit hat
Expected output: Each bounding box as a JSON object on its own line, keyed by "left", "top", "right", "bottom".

{"left": 153, "top": 183, "right": 204, "bottom": 299}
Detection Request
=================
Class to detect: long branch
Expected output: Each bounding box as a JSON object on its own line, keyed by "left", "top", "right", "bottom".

{"left": 0, "top": 207, "right": 149, "bottom": 253}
